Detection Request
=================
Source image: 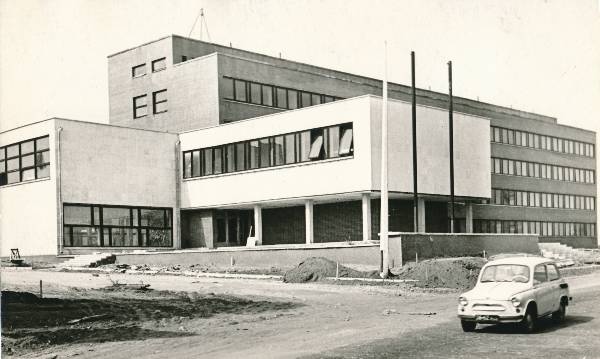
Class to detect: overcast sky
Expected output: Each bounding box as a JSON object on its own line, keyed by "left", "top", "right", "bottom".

{"left": 1, "top": 0, "right": 599, "bottom": 134}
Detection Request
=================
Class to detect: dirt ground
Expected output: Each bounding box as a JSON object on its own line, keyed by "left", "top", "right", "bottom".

{"left": 2, "top": 268, "right": 599, "bottom": 358}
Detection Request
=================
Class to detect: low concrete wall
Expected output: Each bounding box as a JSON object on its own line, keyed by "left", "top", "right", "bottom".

{"left": 388, "top": 233, "right": 540, "bottom": 264}
{"left": 115, "top": 244, "right": 380, "bottom": 269}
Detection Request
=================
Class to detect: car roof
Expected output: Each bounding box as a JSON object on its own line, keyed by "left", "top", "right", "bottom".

{"left": 483, "top": 256, "right": 553, "bottom": 267}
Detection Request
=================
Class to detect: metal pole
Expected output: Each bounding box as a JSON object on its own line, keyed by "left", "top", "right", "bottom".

{"left": 448, "top": 61, "right": 456, "bottom": 233}
{"left": 411, "top": 51, "right": 418, "bottom": 232}
{"left": 380, "top": 41, "right": 390, "bottom": 278}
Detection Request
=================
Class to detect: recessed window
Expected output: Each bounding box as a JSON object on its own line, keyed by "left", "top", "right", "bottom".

{"left": 151, "top": 57, "right": 166, "bottom": 72}
{"left": 152, "top": 89, "right": 168, "bottom": 114}
{"left": 133, "top": 94, "right": 147, "bottom": 118}
{"left": 132, "top": 64, "right": 146, "bottom": 78}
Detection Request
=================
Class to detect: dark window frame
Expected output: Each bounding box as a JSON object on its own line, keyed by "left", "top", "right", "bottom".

{"left": 133, "top": 94, "right": 148, "bottom": 119}
{"left": 132, "top": 63, "right": 147, "bottom": 78}
{"left": 63, "top": 203, "right": 173, "bottom": 247}
{"left": 222, "top": 76, "right": 343, "bottom": 110}
{"left": 151, "top": 57, "right": 167, "bottom": 72}
{"left": 490, "top": 125, "right": 595, "bottom": 158}
{"left": 0, "top": 135, "right": 50, "bottom": 187}
{"left": 182, "top": 122, "right": 354, "bottom": 179}
{"left": 152, "top": 89, "right": 168, "bottom": 114}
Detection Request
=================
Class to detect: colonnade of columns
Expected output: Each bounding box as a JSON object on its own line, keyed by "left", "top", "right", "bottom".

{"left": 249, "top": 195, "right": 474, "bottom": 245}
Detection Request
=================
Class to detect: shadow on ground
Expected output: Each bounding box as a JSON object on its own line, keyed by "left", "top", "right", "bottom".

{"left": 476, "top": 314, "right": 594, "bottom": 334}
{"left": 1, "top": 289, "right": 300, "bottom": 354}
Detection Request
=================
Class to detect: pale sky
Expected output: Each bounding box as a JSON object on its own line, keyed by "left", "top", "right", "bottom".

{"left": 1, "top": 0, "right": 599, "bottom": 134}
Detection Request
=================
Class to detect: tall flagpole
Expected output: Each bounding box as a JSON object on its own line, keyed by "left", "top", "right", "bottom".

{"left": 380, "top": 41, "right": 390, "bottom": 278}
{"left": 448, "top": 61, "right": 456, "bottom": 233}
{"left": 411, "top": 51, "right": 418, "bottom": 233}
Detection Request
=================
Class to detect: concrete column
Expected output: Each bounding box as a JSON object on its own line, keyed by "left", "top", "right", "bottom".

{"left": 417, "top": 198, "right": 426, "bottom": 232}
{"left": 236, "top": 215, "right": 241, "bottom": 245}
{"left": 253, "top": 205, "right": 262, "bottom": 245}
{"left": 224, "top": 211, "right": 230, "bottom": 245}
{"left": 361, "top": 193, "right": 372, "bottom": 241}
{"left": 305, "top": 200, "right": 314, "bottom": 244}
{"left": 465, "top": 202, "right": 474, "bottom": 233}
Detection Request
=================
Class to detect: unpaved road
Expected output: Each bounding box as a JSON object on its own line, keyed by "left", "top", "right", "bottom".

{"left": 2, "top": 269, "right": 599, "bottom": 358}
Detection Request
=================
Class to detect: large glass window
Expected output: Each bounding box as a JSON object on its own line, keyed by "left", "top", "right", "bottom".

{"left": 63, "top": 204, "right": 172, "bottom": 247}
{"left": 182, "top": 123, "right": 354, "bottom": 178}
{"left": 1, "top": 135, "right": 51, "bottom": 186}
{"left": 284, "top": 134, "right": 296, "bottom": 164}
{"left": 223, "top": 77, "right": 234, "bottom": 99}
{"left": 250, "top": 83, "right": 261, "bottom": 105}
{"left": 273, "top": 136, "right": 284, "bottom": 166}
{"left": 259, "top": 138, "right": 271, "bottom": 168}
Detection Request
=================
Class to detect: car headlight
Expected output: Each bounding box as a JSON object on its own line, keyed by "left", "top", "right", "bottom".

{"left": 458, "top": 296, "right": 468, "bottom": 306}
{"left": 511, "top": 297, "right": 521, "bottom": 307}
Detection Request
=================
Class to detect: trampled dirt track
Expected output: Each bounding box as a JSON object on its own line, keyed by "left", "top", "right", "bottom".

{"left": 2, "top": 269, "right": 599, "bottom": 358}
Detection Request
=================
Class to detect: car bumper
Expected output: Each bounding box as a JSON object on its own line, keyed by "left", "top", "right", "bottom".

{"left": 458, "top": 314, "right": 524, "bottom": 324}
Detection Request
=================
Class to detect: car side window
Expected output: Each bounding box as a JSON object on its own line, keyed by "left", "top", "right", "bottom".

{"left": 547, "top": 264, "right": 560, "bottom": 281}
{"left": 533, "top": 264, "right": 547, "bottom": 285}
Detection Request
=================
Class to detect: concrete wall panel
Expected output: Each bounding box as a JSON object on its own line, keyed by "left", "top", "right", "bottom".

{"left": 0, "top": 120, "right": 58, "bottom": 256}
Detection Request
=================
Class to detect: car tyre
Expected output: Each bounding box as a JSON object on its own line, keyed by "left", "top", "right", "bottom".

{"left": 521, "top": 309, "right": 536, "bottom": 333}
{"left": 461, "top": 320, "right": 476, "bottom": 332}
{"left": 552, "top": 302, "right": 566, "bottom": 323}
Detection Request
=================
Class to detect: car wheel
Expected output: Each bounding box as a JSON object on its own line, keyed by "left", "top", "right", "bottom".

{"left": 461, "top": 320, "right": 476, "bottom": 332}
{"left": 552, "top": 302, "right": 566, "bottom": 323}
{"left": 521, "top": 310, "right": 536, "bottom": 333}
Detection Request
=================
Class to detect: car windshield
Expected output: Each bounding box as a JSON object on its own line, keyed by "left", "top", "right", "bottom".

{"left": 480, "top": 264, "right": 530, "bottom": 283}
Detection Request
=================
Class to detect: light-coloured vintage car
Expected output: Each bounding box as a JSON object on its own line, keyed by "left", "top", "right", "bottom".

{"left": 457, "top": 256, "right": 571, "bottom": 333}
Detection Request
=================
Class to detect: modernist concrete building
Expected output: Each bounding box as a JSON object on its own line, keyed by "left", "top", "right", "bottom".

{"left": 0, "top": 34, "right": 596, "bottom": 257}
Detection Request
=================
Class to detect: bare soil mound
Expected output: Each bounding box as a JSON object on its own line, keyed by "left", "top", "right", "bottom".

{"left": 395, "top": 257, "right": 486, "bottom": 290}
{"left": 283, "top": 257, "right": 379, "bottom": 283}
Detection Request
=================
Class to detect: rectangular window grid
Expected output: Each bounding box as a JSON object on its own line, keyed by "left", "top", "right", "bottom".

{"left": 491, "top": 156, "right": 595, "bottom": 184}
{"left": 183, "top": 123, "right": 353, "bottom": 179}
{"left": 63, "top": 203, "right": 173, "bottom": 247}
{"left": 0, "top": 135, "right": 50, "bottom": 186}
{"left": 490, "top": 125, "right": 595, "bottom": 158}
{"left": 222, "top": 76, "right": 343, "bottom": 111}
{"left": 473, "top": 219, "right": 595, "bottom": 238}
{"left": 152, "top": 89, "right": 168, "bottom": 114}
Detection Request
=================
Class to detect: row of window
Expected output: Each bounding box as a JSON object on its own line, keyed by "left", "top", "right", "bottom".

{"left": 473, "top": 220, "right": 596, "bottom": 237}
{"left": 133, "top": 89, "right": 167, "bottom": 118}
{"left": 489, "top": 188, "right": 595, "bottom": 210}
{"left": 491, "top": 126, "right": 595, "bottom": 158}
{"left": 183, "top": 123, "right": 354, "bottom": 179}
{"left": 0, "top": 135, "right": 50, "bottom": 186}
{"left": 132, "top": 57, "right": 166, "bottom": 78}
{"left": 63, "top": 204, "right": 172, "bottom": 247}
{"left": 491, "top": 157, "right": 595, "bottom": 184}
{"left": 223, "top": 76, "right": 343, "bottom": 110}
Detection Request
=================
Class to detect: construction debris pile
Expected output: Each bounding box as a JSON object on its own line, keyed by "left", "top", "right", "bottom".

{"left": 395, "top": 257, "right": 486, "bottom": 290}
{"left": 283, "top": 257, "right": 379, "bottom": 283}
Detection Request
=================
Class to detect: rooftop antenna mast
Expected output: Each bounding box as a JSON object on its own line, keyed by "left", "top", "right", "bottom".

{"left": 188, "top": 7, "right": 211, "bottom": 42}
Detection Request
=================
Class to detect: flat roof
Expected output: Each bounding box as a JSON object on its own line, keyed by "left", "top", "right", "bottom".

{"left": 106, "top": 34, "right": 593, "bottom": 131}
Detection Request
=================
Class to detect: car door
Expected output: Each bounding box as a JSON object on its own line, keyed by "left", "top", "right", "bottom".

{"left": 533, "top": 264, "right": 551, "bottom": 315}
{"left": 546, "top": 264, "right": 561, "bottom": 312}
